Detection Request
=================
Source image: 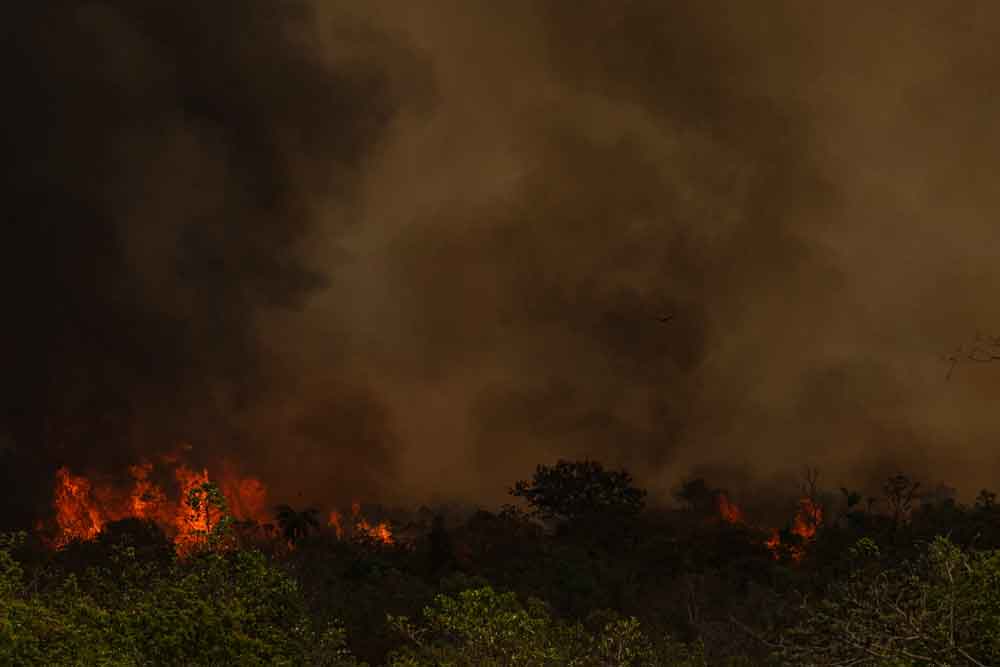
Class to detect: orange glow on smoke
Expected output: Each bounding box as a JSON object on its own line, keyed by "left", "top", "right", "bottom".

{"left": 217, "top": 464, "right": 269, "bottom": 525}
{"left": 49, "top": 455, "right": 270, "bottom": 553}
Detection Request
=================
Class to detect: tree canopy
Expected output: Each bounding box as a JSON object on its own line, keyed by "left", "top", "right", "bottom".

{"left": 509, "top": 460, "right": 647, "bottom": 524}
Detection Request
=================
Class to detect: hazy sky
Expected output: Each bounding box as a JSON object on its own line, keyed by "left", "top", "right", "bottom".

{"left": 3, "top": 2, "right": 998, "bottom": 525}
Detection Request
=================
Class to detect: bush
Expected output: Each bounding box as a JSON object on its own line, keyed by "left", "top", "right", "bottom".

{"left": 0, "top": 532, "right": 361, "bottom": 666}
{"left": 782, "top": 536, "right": 1000, "bottom": 666}
{"left": 386, "top": 585, "right": 704, "bottom": 666}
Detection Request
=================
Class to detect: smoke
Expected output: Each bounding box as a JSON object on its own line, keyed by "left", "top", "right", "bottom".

{"left": 0, "top": 0, "right": 421, "bottom": 525}
{"left": 3, "top": 2, "right": 999, "bottom": 528}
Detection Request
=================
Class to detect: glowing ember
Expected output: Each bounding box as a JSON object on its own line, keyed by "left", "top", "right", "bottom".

{"left": 716, "top": 492, "right": 744, "bottom": 524}
{"left": 791, "top": 497, "right": 823, "bottom": 542}
{"left": 764, "top": 530, "right": 781, "bottom": 557}
{"left": 328, "top": 510, "right": 344, "bottom": 539}
{"left": 325, "top": 502, "right": 394, "bottom": 544}
{"left": 356, "top": 517, "right": 394, "bottom": 544}
{"left": 351, "top": 501, "right": 394, "bottom": 544}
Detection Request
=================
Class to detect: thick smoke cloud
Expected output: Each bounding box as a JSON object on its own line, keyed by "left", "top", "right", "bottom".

{"left": 4, "top": 2, "right": 999, "bottom": 527}
{"left": 0, "top": 1, "right": 418, "bottom": 526}
{"left": 317, "top": 1, "right": 1000, "bottom": 505}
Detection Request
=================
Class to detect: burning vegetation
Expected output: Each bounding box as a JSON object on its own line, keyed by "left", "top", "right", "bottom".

{"left": 679, "top": 476, "right": 827, "bottom": 564}
{"left": 9, "top": 457, "right": 1000, "bottom": 665}
{"left": 47, "top": 459, "right": 263, "bottom": 553}
{"left": 44, "top": 450, "right": 839, "bottom": 570}
{"left": 327, "top": 505, "right": 394, "bottom": 545}
{"left": 44, "top": 450, "right": 393, "bottom": 554}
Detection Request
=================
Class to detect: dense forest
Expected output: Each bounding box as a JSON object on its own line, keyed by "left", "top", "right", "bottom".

{"left": 4, "top": 460, "right": 1000, "bottom": 666}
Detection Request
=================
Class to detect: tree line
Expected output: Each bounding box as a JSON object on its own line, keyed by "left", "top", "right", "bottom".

{"left": 3, "top": 459, "right": 1000, "bottom": 665}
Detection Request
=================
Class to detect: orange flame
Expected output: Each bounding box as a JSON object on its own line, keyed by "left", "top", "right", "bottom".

{"left": 128, "top": 463, "right": 167, "bottom": 520}
{"left": 324, "top": 502, "right": 394, "bottom": 544}
{"left": 356, "top": 517, "right": 394, "bottom": 544}
{"left": 766, "top": 497, "right": 823, "bottom": 562}
{"left": 173, "top": 465, "right": 214, "bottom": 553}
{"left": 791, "top": 497, "right": 823, "bottom": 542}
{"left": 52, "top": 467, "right": 104, "bottom": 547}
{"left": 352, "top": 502, "right": 393, "bottom": 544}
{"left": 49, "top": 456, "right": 272, "bottom": 553}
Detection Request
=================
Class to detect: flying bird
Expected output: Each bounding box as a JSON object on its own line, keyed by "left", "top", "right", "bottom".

{"left": 657, "top": 314, "right": 674, "bottom": 323}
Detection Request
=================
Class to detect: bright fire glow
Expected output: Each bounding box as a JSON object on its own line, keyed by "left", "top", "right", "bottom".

{"left": 766, "top": 497, "right": 823, "bottom": 562}
{"left": 352, "top": 502, "right": 394, "bottom": 544}
{"left": 325, "top": 503, "right": 393, "bottom": 544}
{"left": 52, "top": 467, "right": 104, "bottom": 547}
{"left": 49, "top": 456, "right": 270, "bottom": 553}
{"left": 711, "top": 490, "right": 823, "bottom": 563}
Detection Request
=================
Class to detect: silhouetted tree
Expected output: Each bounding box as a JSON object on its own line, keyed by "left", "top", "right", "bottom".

{"left": 674, "top": 478, "right": 715, "bottom": 514}
{"left": 510, "top": 460, "right": 646, "bottom": 524}
{"left": 275, "top": 505, "right": 320, "bottom": 546}
{"left": 975, "top": 489, "right": 997, "bottom": 512}
{"left": 428, "top": 514, "right": 456, "bottom": 575}
{"left": 883, "top": 473, "right": 920, "bottom": 531}
{"left": 838, "top": 486, "right": 866, "bottom": 529}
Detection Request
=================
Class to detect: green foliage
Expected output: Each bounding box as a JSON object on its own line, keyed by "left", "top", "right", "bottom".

{"left": 386, "top": 585, "right": 704, "bottom": 666}
{"left": 510, "top": 460, "right": 646, "bottom": 524}
{"left": 387, "top": 586, "right": 562, "bottom": 665}
{"left": 782, "top": 536, "right": 1000, "bottom": 666}
{"left": 1, "top": 532, "right": 362, "bottom": 665}
{"left": 12, "top": 459, "right": 1000, "bottom": 665}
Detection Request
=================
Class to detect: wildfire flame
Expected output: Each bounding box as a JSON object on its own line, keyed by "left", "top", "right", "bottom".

{"left": 128, "top": 463, "right": 167, "bottom": 520}
{"left": 49, "top": 456, "right": 270, "bottom": 553}
{"left": 173, "top": 465, "right": 214, "bottom": 553}
{"left": 792, "top": 497, "right": 823, "bottom": 541}
{"left": 52, "top": 467, "right": 104, "bottom": 547}
{"left": 356, "top": 517, "right": 394, "bottom": 544}
{"left": 352, "top": 501, "right": 394, "bottom": 544}
{"left": 326, "top": 502, "right": 393, "bottom": 544}
{"left": 711, "top": 491, "right": 823, "bottom": 563}
{"left": 765, "top": 497, "right": 823, "bottom": 562}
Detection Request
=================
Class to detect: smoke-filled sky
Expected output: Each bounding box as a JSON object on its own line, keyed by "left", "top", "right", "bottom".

{"left": 3, "top": 1, "right": 999, "bottom": 527}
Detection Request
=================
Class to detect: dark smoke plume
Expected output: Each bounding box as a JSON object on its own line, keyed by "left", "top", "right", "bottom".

{"left": 4, "top": 2, "right": 1000, "bottom": 528}
{"left": 0, "top": 1, "right": 422, "bottom": 527}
